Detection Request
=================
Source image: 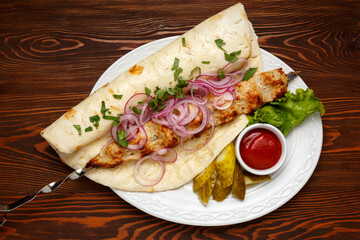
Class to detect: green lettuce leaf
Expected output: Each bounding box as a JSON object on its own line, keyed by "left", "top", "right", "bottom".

{"left": 247, "top": 88, "right": 325, "bottom": 136}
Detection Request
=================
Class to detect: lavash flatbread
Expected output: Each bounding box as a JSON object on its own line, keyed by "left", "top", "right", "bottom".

{"left": 41, "top": 3, "right": 262, "bottom": 192}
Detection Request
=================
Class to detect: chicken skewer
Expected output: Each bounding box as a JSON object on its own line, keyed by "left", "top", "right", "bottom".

{"left": 87, "top": 68, "right": 294, "bottom": 168}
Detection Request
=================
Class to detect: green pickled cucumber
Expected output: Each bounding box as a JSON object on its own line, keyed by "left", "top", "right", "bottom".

{"left": 244, "top": 172, "right": 271, "bottom": 185}
{"left": 213, "top": 176, "right": 232, "bottom": 202}
{"left": 232, "top": 162, "right": 246, "bottom": 200}
{"left": 193, "top": 160, "right": 216, "bottom": 192}
{"left": 196, "top": 171, "right": 217, "bottom": 206}
{"left": 215, "top": 142, "right": 236, "bottom": 188}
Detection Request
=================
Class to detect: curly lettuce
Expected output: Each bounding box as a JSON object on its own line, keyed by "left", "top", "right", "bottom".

{"left": 247, "top": 88, "right": 325, "bottom": 136}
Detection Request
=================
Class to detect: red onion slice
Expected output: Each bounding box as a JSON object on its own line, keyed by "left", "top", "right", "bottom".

{"left": 179, "top": 104, "right": 199, "bottom": 125}
{"left": 169, "top": 102, "right": 188, "bottom": 123}
{"left": 133, "top": 156, "right": 165, "bottom": 187}
{"left": 213, "top": 92, "right": 235, "bottom": 110}
{"left": 180, "top": 115, "right": 215, "bottom": 151}
{"left": 222, "top": 58, "right": 247, "bottom": 74}
{"left": 151, "top": 117, "right": 171, "bottom": 128}
{"left": 112, "top": 113, "right": 147, "bottom": 150}
{"left": 185, "top": 104, "right": 209, "bottom": 135}
{"left": 151, "top": 148, "right": 177, "bottom": 163}
{"left": 133, "top": 148, "right": 178, "bottom": 187}
{"left": 152, "top": 98, "right": 176, "bottom": 118}
{"left": 139, "top": 102, "right": 152, "bottom": 125}
{"left": 100, "top": 139, "right": 114, "bottom": 157}
{"left": 124, "top": 93, "right": 150, "bottom": 114}
{"left": 190, "top": 85, "right": 208, "bottom": 105}
{"left": 126, "top": 125, "right": 147, "bottom": 150}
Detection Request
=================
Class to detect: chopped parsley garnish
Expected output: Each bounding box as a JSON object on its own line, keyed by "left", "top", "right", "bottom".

{"left": 171, "top": 57, "right": 183, "bottom": 80}
{"left": 225, "top": 50, "right": 241, "bottom": 63}
{"left": 131, "top": 106, "right": 142, "bottom": 115}
{"left": 154, "top": 87, "right": 166, "bottom": 99}
{"left": 116, "top": 129, "right": 129, "bottom": 148}
{"left": 215, "top": 39, "right": 241, "bottom": 62}
{"left": 173, "top": 78, "right": 188, "bottom": 99}
{"left": 176, "top": 89, "right": 184, "bottom": 99}
{"left": 101, "top": 101, "right": 120, "bottom": 122}
{"left": 90, "top": 114, "right": 100, "bottom": 129}
{"left": 242, "top": 67, "right": 258, "bottom": 81}
{"left": 148, "top": 78, "right": 189, "bottom": 111}
{"left": 190, "top": 66, "right": 201, "bottom": 76}
{"left": 113, "top": 94, "right": 123, "bottom": 99}
{"left": 103, "top": 115, "right": 119, "bottom": 121}
{"left": 174, "top": 67, "right": 183, "bottom": 81}
{"left": 215, "top": 39, "right": 226, "bottom": 52}
{"left": 112, "top": 119, "right": 120, "bottom": 127}
{"left": 218, "top": 69, "right": 226, "bottom": 79}
{"left": 85, "top": 126, "right": 93, "bottom": 132}
{"left": 182, "top": 37, "right": 186, "bottom": 47}
{"left": 177, "top": 77, "right": 189, "bottom": 88}
{"left": 101, "top": 101, "right": 109, "bottom": 115}
{"left": 230, "top": 50, "right": 241, "bottom": 56}
{"left": 166, "top": 88, "right": 176, "bottom": 96}
{"left": 202, "top": 61, "right": 210, "bottom": 64}
{"left": 224, "top": 52, "right": 238, "bottom": 63}
{"left": 73, "top": 125, "right": 81, "bottom": 135}
{"left": 148, "top": 97, "right": 162, "bottom": 112}
{"left": 145, "top": 87, "right": 151, "bottom": 96}
{"left": 171, "top": 57, "right": 180, "bottom": 71}
{"left": 90, "top": 115, "right": 100, "bottom": 122}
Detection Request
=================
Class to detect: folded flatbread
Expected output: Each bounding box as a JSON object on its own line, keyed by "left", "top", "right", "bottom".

{"left": 41, "top": 3, "right": 263, "bottom": 192}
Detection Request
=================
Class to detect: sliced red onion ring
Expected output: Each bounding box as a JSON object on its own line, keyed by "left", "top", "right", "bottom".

{"left": 124, "top": 93, "right": 150, "bottom": 114}
{"left": 171, "top": 125, "right": 188, "bottom": 138}
{"left": 133, "top": 148, "right": 178, "bottom": 187}
{"left": 168, "top": 102, "right": 188, "bottom": 123}
{"left": 197, "top": 73, "right": 218, "bottom": 78}
{"left": 112, "top": 121, "right": 137, "bottom": 143}
{"left": 179, "top": 105, "right": 199, "bottom": 125}
{"left": 185, "top": 104, "right": 209, "bottom": 135}
{"left": 180, "top": 115, "right": 215, "bottom": 151}
{"left": 190, "top": 85, "right": 208, "bottom": 105}
{"left": 151, "top": 117, "right": 171, "bottom": 128}
{"left": 151, "top": 148, "right": 177, "bottom": 163}
{"left": 164, "top": 97, "right": 208, "bottom": 136}
{"left": 100, "top": 139, "right": 114, "bottom": 157}
{"left": 152, "top": 98, "right": 176, "bottom": 118}
{"left": 139, "top": 102, "right": 152, "bottom": 125}
{"left": 127, "top": 125, "right": 147, "bottom": 150}
{"left": 133, "top": 156, "right": 165, "bottom": 187}
{"left": 222, "top": 57, "right": 247, "bottom": 74}
{"left": 213, "top": 92, "right": 235, "bottom": 110}
{"left": 111, "top": 113, "right": 148, "bottom": 150}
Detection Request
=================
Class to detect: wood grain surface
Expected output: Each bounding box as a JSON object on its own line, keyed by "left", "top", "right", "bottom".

{"left": 0, "top": 0, "right": 359, "bottom": 239}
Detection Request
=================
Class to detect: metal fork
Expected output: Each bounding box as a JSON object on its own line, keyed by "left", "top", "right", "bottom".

{"left": 0, "top": 167, "right": 94, "bottom": 226}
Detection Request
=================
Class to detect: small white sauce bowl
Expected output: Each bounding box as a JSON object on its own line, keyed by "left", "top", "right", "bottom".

{"left": 235, "top": 123, "right": 287, "bottom": 175}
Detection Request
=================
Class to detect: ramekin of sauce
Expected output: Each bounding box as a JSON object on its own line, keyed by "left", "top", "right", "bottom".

{"left": 235, "top": 123, "right": 287, "bottom": 175}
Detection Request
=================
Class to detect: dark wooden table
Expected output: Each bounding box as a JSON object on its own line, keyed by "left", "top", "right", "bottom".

{"left": 1, "top": 0, "right": 359, "bottom": 239}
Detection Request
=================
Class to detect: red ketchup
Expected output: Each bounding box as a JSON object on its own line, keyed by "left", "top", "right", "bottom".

{"left": 240, "top": 128, "right": 282, "bottom": 170}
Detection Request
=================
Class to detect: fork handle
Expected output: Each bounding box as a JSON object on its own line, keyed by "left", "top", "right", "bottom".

{"left": 0, "top": 167, "right": 94, "bottom": 226}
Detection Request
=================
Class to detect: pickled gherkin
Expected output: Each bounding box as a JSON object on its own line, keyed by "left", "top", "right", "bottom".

{"left": 193, "top": 160, "right": 216, "bottom": 192}
{"left": 215, "top": 142, "right": 236, "bottom": 188}
{"left": 196, "top": 171, "right": 217, "bottom": 206}
{"left": 213, "top": 177, "right": 232, "bottom": 202}
{"left": 192, "top": 142, "right": 272, "bottom": 206}
{"left": 244, "top": 171, "right": 271, "bottom": 185}
{"left": 232, "top": 162, "right": 246, "bottom": 200}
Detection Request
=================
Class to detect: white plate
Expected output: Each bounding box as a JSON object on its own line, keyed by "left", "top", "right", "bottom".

{"left": 91, "top": 36, "right": 323, "bottom": 226}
